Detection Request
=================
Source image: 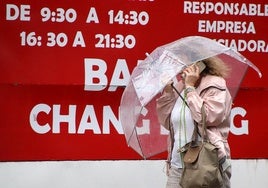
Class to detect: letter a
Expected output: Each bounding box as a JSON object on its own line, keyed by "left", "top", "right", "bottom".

{"left": 86, "top": 7, "right": 99, "bottom": 23}
{"left": 73, "top": 31, "right": 85, "bottom": 47}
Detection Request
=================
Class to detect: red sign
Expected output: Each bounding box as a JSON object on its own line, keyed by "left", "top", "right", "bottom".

{"left": 0, "top": 0, "right": 267, "bottom": 161}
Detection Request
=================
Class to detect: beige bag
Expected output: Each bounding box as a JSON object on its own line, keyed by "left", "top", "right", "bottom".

{"left": 179, "top": 105, "right": 223, "bottom": 188}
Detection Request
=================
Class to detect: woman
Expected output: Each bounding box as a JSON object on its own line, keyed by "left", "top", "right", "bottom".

{"left": 156, "top": 57, "right": 232, "bottom": 188}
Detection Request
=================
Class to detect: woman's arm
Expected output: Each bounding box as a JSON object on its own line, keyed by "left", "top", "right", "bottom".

{"left": 187, "top": 86, "right": 229, "bottom": 127}
{"left": 156, "top": 81, "right": 183, "bottom": 129}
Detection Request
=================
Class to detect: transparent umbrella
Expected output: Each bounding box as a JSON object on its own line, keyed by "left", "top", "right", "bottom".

{"left": 120, "top": 36, "right": 262, "bottom": 159}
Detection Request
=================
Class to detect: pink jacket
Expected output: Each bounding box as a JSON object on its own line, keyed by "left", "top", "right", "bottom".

{"left": 156, "top": 75, "right": 232, "bottom": 161}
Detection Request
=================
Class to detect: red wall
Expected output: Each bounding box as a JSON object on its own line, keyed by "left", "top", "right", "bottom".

{"left": 0, "top": 0, "right": 267, "bottom": 161}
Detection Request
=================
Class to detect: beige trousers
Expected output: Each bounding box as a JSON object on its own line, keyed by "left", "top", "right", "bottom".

{"left": 166, "top": 163, "right": 231, "bottom": 188}
{"left": 165, "top": 167, "right": 183, "bottom": 188}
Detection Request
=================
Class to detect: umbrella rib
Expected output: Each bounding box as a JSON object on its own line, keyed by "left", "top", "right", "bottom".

{"left": 127, "top": 126, "right": 146, "bottom": 159}
{"left": 135, "top": 127, "right": 146, "bottom": 159}
{"left": 127, "top": 127, "right": 136, "bottom": 145}
{"left": 171, "top": 83, "right": 189, "bottom": 108}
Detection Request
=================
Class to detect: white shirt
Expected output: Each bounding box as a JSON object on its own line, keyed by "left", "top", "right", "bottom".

{"left": 170, "top": 92, "right": 195, "bottom": 168}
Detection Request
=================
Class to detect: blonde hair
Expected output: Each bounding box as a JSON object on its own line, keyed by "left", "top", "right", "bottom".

{"left": 201, "top": 56, "right": 230, "bottom": 78}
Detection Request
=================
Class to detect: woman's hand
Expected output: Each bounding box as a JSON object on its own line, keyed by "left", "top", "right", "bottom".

{"left": 182, "top": 64, "right": 200, "bottom": 87}
{"left": 163, "top": 80, "right": 173, "bottom": 94}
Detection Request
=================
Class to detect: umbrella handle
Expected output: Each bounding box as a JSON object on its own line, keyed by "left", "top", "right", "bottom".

{"left": 171, "top": 83, "right": 189, "bottom": 108}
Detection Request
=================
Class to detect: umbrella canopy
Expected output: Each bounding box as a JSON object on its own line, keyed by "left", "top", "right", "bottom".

{"left": 120, "top": 36, "right": 262, "bottom": 159}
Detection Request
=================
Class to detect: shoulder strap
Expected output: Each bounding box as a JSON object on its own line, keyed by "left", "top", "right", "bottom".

{"left": 166, "top": 116, "right": 174, "bottom": 174}
{"left": 191, "top": 104, "right": 210, "bottom": 144}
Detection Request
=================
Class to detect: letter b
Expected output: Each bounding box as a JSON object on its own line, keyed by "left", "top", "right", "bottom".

{"left": 84, "top": 58, "right": 108, "bottom": 91}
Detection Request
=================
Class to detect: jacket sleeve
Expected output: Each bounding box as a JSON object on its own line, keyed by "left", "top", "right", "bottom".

{"left": 156, "top": 92, "right": 176, "bottom": 130}
{"left": 187, "top": 87, "right": 229, "bottom": 127}
{"left": 156, "top": 81, "right": 183, "bottom": 130}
